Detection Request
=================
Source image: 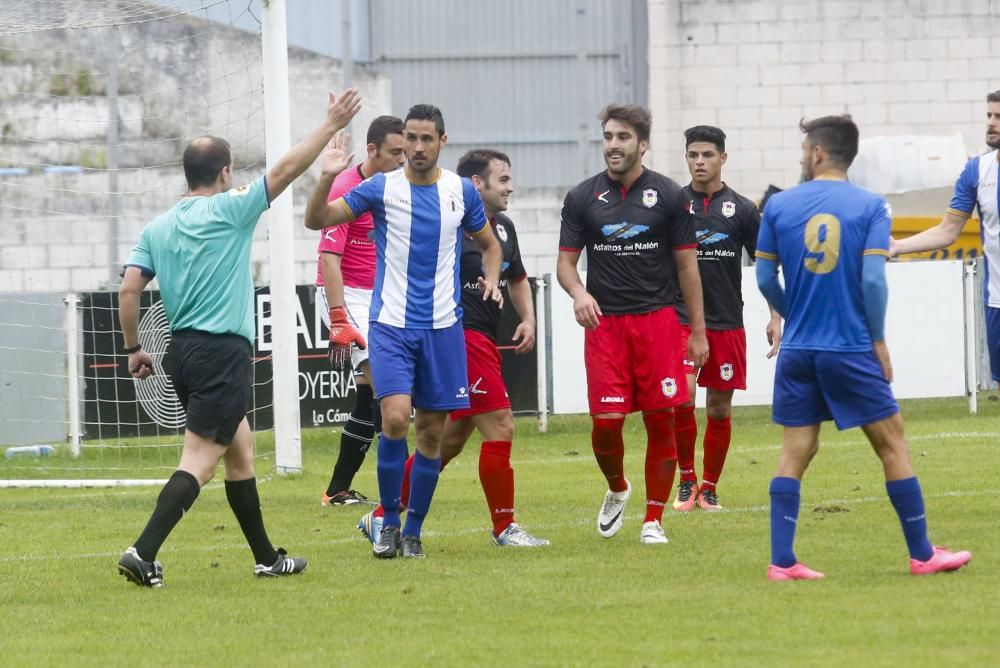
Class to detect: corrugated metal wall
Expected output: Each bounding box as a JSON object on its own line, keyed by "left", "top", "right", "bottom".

{"left": 368, "top": 0, "right": 647, "bottom": 188}
{"left": 155, "top": 0, "right": 647, "bottom": 188}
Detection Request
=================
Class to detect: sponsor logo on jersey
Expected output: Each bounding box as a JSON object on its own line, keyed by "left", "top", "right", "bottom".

{"left": 600, "top": 396, "right": 625, "bottom": 403}
{"left": 470, "top": 378, "right": 487, "bottom": 395}
{"left": 456, "top": 386, "right": 468, "bottom": 399}
{"left": 496, "top": 224, "right": 508, "bottom": 242}
{"left": 720, "top": 363, "right": 733, "bottom": 381}
{"left": 721, "top": 201, "right": 736, "bottom": 218}
{"left": 596, "top": 189, "right": 610, "bottom": 203}
{"left": 642, "top": 189, "right": 658, "bottom": 208}
{"left": 696, "top": 229, "right": 730, "bottom": 245}
{"left": 661, "top": 377, "right": 677, "bottom": 398}
{"left": 349, "top": 238, "right": 373, "bottom": 246}
{"left": 229, "top": 184, "right": 251, "bottom": 197}
{"left": 601, "top": 222, "right": 649, "bottom": 241}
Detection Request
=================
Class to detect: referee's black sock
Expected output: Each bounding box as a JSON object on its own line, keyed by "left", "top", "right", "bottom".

{"left": 327, "top": 383, "right": 376, "bottom": 495}
{"left": 133, "top": 470, "right": 200, "bottom": 562}
{"left": 225, "top": 477, "right": 279, "bottom": 566}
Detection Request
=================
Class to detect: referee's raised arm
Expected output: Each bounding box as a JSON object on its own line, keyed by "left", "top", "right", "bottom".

{"left": 265, "top": 88, "right": 361, "bottom": 204}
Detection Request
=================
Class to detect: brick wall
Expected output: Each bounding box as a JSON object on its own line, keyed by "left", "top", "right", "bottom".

{"left": 645, "top": 0, "right": 1000, "bottom": 201}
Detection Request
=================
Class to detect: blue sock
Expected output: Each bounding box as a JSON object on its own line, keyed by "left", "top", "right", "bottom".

{"left": 402, "top": 451, "right": 441, "bottom": 539}
{"left": 769, "top": 476, "right": 801, "bottom": 568}
{"left": 886, "top": 477, "right": 934, "bottom": 561}
{"left": 376, "top": 435, "right": 407, "bottom": 528}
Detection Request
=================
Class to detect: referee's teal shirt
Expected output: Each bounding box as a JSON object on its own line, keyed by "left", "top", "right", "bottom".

{"left": 124, "top": 177, "right": 269, "bottom": 345}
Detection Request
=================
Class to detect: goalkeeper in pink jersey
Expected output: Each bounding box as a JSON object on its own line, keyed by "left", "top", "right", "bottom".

{"left": 316, "top": 115, "right": 405, "bottom": 507}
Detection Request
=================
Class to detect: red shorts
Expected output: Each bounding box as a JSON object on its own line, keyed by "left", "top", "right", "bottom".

{"left": 680, "top": 325, "right": 747, "bottom": 391}
{"left": 450, "top": 329, "right": 511, "bottom": 421}
{"left": 585, "top": 306, "right": 689, "bottom": 415}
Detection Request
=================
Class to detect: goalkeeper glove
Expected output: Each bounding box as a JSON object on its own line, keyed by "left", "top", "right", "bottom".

{"left": 328, "top": 306, "right": 366, "bottom": 368}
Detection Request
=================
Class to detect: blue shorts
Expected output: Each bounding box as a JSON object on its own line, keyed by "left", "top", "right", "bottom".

{"left": 368, "top": 320, "right": 470, "bottom": 411}
{"left": 773, "top": 348, "right": 899, "bottom": 430}
{"left": 985, "top": 306, "right": 1000, "bottom": 382}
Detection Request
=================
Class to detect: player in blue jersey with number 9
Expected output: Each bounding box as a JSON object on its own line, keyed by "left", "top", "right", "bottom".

{"left": 755, "top": 115, "right": 971, "bottom": 580}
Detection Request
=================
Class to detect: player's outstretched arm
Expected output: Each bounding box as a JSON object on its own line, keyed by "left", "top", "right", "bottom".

{"left": 304, "top": 132, "right": 358, "bottom": 230}
{"left": 119, "top": 266, "right": 154, "bottom": 380}
{"left": 890, "top": 210, "right": 967, "bottom": 257}
{"left": 556, "top": 249, "right": 601, "bottom": 329}
{"left": 267, "top": 89, "right": 361, "bottom": 204}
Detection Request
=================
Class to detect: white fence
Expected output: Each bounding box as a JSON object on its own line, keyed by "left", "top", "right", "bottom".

{"left": 545, "top": 260, "right": 970, "bottom": 415}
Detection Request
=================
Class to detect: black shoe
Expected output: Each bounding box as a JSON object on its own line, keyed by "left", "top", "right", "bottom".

{"left": 400, "top": 535, "right": 425, "bottom": 559}
{"left": 254, "top": 548, "right": 307, "bottom": 577}
{"left": 321, "top": 489, "right": 370, "bottom": 507}
{"left": 118, "top": 547, "right": 164, "bottom": 588}
{"left": 373, "top": 525, "right": 401, "bottom": 559}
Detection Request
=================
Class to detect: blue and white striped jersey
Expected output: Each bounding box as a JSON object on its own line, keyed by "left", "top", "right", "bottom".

{"left": 949, "top": 150, "right": 1000, "bottom": 306}
{"left": 340, "top": 168, "right": 488, "bottom": 329}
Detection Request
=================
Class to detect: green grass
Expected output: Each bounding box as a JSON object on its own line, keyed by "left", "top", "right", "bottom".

{"left": 1, "top": 397, "right": 997, "bottom": 666}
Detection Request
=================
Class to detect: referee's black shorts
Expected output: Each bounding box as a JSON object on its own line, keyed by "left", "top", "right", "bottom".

{"left": 164, "top": 329, "right": 253, "bottom": 445}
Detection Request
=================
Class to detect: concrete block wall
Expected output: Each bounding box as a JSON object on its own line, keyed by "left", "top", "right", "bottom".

{"left": 645, "top": 0, "right": 1000, "bottom": 201}
{"left": 0, "top": 10, "right": 391, "bottom": 295}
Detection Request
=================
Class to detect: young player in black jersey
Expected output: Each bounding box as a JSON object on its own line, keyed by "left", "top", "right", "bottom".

{"left": 671, "top": 125, "right": 782, "bottom": 512}
{"left": 359, "top": 149, "right": 548, "bottom": 547}
{"left": 557, "top": 104, "right": 708, "bottom": 545}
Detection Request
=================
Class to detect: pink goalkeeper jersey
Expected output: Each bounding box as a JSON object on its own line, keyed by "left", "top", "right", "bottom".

{"left": 315, "top": 164, "right": 376, "bottom": 290}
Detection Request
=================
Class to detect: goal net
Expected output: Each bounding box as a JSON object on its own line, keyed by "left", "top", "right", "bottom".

{"left": 0, "top": 0, "right": 280, "bottom": 487}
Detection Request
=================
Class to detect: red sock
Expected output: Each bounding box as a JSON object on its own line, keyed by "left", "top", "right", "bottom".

{"left": 479, "top": 441, "right": 515, "bottom": 535}
{"left": 591, "top": 417, "right": 627, "bottom": 493}
{"left": 674, "top": 404, "right": 698, "bottom": 483}
{"left": 399, "top": 454, "right": 415, "bottom": 508}
{"left": 701, "top": 416, "right": 732, "bottom": 492}
{"left": 642, "top": 411, "right": 677, "bottom": 523}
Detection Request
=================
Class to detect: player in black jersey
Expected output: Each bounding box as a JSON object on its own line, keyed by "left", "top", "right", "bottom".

{"left": 358, "top": 149, "right": 548, "bottom": 547}
{"left": 671, "top": 125, "right": 782, "bottom": 512}
{"left": 557, "top": 104, "right": 709, "bottom": 545}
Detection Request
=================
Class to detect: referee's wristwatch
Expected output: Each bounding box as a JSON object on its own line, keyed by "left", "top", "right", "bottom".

{"left": 123, "top": 343, "right": 143, "bottom": 354}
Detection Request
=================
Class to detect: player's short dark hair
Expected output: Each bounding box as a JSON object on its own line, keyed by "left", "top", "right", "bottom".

{"left": 183, "top": 136, "right": 231, "bottom": 189}
{"left": 987, "top": 90, "right": 1000, "bottom": 104}
{"left": 799, "top": 115, "right": 859, "bottom": 168}
{"left": 456, "top": 149, "right": 511, "bottom": 180}
{"left": 366, "top": 115, "right": 404, "bottom": 148}
{"left": 598, "top": 104, "right": 652, "bottom": 142}
{"left": 404, "top": 104, "right": 445, "bottom": 137}
{"left": 684, "top": 125, "right": 726, "bottom": 152}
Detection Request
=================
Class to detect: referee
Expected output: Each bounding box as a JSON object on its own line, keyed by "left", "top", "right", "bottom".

{"left": 116, "top": 89, "right": 361, "bottom": 588}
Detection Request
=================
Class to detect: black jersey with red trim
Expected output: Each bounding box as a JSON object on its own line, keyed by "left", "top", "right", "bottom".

{"left": 459, "top": 212, "right": 527, "bottom": 341}
{"left": 559, "top": 168, "right": 696, "bottom": 315}
{"left": 674, "top": 183, "right": 761, "bottom": 329}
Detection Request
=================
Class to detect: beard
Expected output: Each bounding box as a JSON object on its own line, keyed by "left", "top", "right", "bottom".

{"left": 605, "top": 151, "right": 639, "bottom": 175}
{"left": 987, "top": 132, "right": 1000, "bottom": 150}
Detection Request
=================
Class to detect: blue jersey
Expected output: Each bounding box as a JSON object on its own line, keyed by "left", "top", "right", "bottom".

{"left": 949, "top": 150, "right": 1000, "bottom": 306}
{"left": 340, "top": 168, "right": 487, "bottom": 329}
{"left": 757, "top": 178, "right": 891, "bottom": 352}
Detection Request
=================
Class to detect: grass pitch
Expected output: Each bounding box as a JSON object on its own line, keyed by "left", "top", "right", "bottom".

{"left": 1, "top": 397, "right": 996, "bottom": 666}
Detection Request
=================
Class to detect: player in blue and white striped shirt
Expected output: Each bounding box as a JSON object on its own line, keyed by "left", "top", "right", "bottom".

{"left": 306, "top": 104, "right": 503, "bottom": 559}
{"left": 892, "top": 90, "right": 1000, "bottom": 381}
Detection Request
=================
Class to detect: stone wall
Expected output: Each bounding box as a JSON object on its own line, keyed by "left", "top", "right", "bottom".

{"left": 645, "top": 0, "right": 1000, "bottom": 200}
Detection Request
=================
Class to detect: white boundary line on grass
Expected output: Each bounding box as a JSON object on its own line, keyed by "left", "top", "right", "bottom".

{"left": 2, "top": 486, "right": 997, "bottom": 566}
